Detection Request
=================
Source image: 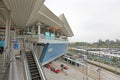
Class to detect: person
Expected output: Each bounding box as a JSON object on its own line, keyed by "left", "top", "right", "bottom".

{"left": 0, "top": 39, "right": 5, "bottom": 53}
{"left": 60, "top": 64, "right": 64, "bottom": 71}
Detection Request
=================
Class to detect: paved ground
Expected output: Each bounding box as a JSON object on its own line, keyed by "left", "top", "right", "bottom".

{"left": 87, "top": 60, "right": 120, "bottom": 74}
{"left": 87, "top": 64, "right": 120, "bottom": 80}
{"left": 43, "top": 58, "right": 120, "bottom": 80}
{"left": 43, "top": 59, "right": 94, "bottom": 80}
{"left": 1, "top": 50, "right": 120, "bottom": 80}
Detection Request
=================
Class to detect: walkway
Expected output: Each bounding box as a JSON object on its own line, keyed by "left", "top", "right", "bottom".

{"left": 87, "top": 60, "right": 120, "bottom": 75}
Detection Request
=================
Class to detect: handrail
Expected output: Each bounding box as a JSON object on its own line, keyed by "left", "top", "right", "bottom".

{"left": 21, "top": 39, "right": 32, "bottom": 80}
{"left": 18, "top": 34, "right": 68, "bottom": 41}
{"left": 31, "top": 43, "right": 47, "bottom": 80}
{"left": 21, "top": 49, "right": 32, "bottom": 80}
{"left": 1, "top": 49, "right": 19, "bottom": 80}
{"left": 21, "top": 36, "right": 47, "bottom": 80}
{"left": 0, "top": 46, "right": 9, "bottom": 73}
{"left": 8, "top": 50, "right": 19, "bottom": 80}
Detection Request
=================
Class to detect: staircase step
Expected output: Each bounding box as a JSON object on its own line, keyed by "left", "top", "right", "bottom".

{"left": 30, "top": 66, "right": 37, "bottom": 70}
{"left": 28, "top": 61, "right": 35, "bottom": 64}
{"left": 27, "top": 59, "right": 34, "bottom": 62}
{"left": 27, "top": 59, "right": 33, "bottom": 61}
{"left": 28, "top": 63, "right": 36, "bottom": 66}
{"left": 28, "top": 58, "right": 34, "bottom": 61}
{"left": 29, "top": 64, "right": 36, "bottom": 67}
{"left": 31, "top": 72, "right": 39, "bottom": 76}
{"left": 30, "top": 69, "right": 38, "bottom": 73}
{"left": 25, "top": 51, "right": 41, "bottom": 80}
{"left": 32, "top": 75, "right": 40, "bottom": 80}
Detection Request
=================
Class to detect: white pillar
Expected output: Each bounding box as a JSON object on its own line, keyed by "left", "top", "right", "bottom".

{"left": 27, "top": 27, "right": 30, "bottom": 32}
{"left": 5, "top": 10, "right": 11, "bottom": 49}
{"left": 38, "top": 25, "right": 40, "bottom": 35}
{"left": 37, "top": 22, "right": 42, "bottom": 40}
{"left": 14, "top": 28, "right": 16, "bottom": 41}
{"left": 53, "top": 29, "right": 56, "bottom": 35}
{"left": 61, "top": 32, "right": 64, "bottom": 39}
{"left": 37, "top": 23, "right": 42, "bottom": 35}
{"left": 32, "top": 26, "right": 35, "bottom": 34}
{"left": 57, "top": 32, "right": 59, "bottom": 36}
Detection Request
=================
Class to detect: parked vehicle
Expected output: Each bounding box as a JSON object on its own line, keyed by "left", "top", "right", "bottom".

{"left": 50, "top": 67, "right": 61, "bottom": 73}
{"left": 64, "top": 66, "right": 69, "bottom": 70}
{"left": 44, "top": 64, "right": 51, "bottom": 68}
{"left": 60, "top": 64, "right": 69, "bottom": 70}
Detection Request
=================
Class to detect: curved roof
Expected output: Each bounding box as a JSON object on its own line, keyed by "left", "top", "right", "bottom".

{"left": 59, "top": 14, "right": 74, "bottom": 37}
{"left": 1, "top": 0, "right": 74, "bottom": 37}
{"left": 3, "top": 0, "right": 45, "bottom": 27}
{"left": 38, "top": 5, "right": 64, "bottom": 27}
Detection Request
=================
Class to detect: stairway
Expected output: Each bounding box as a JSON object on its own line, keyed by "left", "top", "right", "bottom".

{"left": 26, "top": 51, "right": 41, "bottom": 80}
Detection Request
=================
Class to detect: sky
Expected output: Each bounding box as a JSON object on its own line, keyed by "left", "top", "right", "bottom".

{"left": 44, "top": 0, "right": 120, "bottom": 43}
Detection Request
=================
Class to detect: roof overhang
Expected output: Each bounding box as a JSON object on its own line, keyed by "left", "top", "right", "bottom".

{"left": 0, "top": 0, "right": 15, "bottom": 27}
{"left": 2, "top": 0, "right": 74, "bottom": 37}
{"left": 59, "top": 14, "right": 74, "bottom": 37}
{"left": 3, "top": 0, "right": 45, "bottom": 28}
{"left": 38, "top": 5, "right": 63, "bottom": 27}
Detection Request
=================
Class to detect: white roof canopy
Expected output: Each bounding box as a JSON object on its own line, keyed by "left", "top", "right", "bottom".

{"left": 2, "top": 0, "right": 74, "bottom": 37}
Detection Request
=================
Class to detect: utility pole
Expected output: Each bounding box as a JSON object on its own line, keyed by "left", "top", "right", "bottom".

{"left": 85, "top": 49, "right": 88, "bottom": 80}
{"left": 83, "top": 65, "right": 85, "bottom": 80}
{"left": 97, "top": 68, "right": 101, "bottom": 80}
{"left": 97, "top": 49, "right": 101, "bottom": 80}
{"left": 85, "top": 63, "right": 88, "bottom": 80}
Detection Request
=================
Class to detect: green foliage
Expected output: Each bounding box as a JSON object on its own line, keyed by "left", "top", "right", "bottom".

{"left": 69, "top": 39, "right": 120, "bottom": 48}
{"left": 68, "top": 42, "right": 93, "bottom": 47}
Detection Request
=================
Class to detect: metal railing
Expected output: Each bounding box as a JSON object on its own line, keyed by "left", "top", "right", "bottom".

{"left": 18, "top": 34, "right": 68, "bottom": 42}
{"left": 21, "top": 37, "right": 46, "bottom": 80}
{"left": 0, "top": 48, "right": 19, "bottom": 80}
{"left": 31, "top": 43, "right": 47, "bottom": 80}
{"left": 8, "top": 50, "right": 19, "bottom": 80}
{"left": 21, "top": 49, "right": 32, "bottom": 80}
{"left": 20, "top": 37, "right": 32, "bottom": 80}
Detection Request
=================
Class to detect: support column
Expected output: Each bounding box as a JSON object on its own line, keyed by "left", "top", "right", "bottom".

{"left": 37, "top": 22, "right": 42, "bottom": 41}
{"left": 56, "top": 31, "right": 59, "bottom": 38}
{"left": 5, "top": 10, "right": 11, "bottom": 49}
{"left": 53, "top": 29, "right": 56, "bottom": 35}
{"left": 38, "top": 25, "right": 40, "bottom": 35}
{"left": 53, "top": 29, "right": 56, "bottom": 39}
{"left": 60, "top": 32, "right": 63, "bottom": 39}
{"left": 14, "top": 27, "right": 16, "bottom": 41}
{"left": 57, "top": 32, "right": 59, "bottom": 36}
{"left": 37, "top": 23, "right": 42, "bottom": 35}
{"left": 32, "top": 26, "right": 35, "bottom": 34}
{"left": 27, "top": 27, "right": 30, "bottom": 32}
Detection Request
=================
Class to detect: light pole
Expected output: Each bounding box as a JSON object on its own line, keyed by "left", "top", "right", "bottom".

{"left": 114, "top": 57, "right": 118, "bottom": 74}
{"left": 97, "top": 49, "right": 101, "bottom": 80}
{"left": 83, "top": 65, "right": 85, "bottom": 80}
{"left": 84, "top": 49, "right": 88, "bottom": 80}
{"left": 97, "top": 68, "right": 101, "bottom": 80}
{"left": 65, "top": 70, "right": 68, "bottom": 80}
{"left": 85, "top": 63, "right": 88, "bottom": 80}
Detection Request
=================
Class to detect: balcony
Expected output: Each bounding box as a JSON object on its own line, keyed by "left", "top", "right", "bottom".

{"left": 18, "top": 33, "right": 68, "bottom": 44}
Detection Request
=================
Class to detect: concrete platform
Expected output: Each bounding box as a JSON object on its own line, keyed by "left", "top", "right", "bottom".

{"left": 43, "top": 59, "right": 94, "bottom": 80}
{"left": 43, "top": 58, "right": 120, "bottom": 80}
{"left": 87, "top": 60, "right": 120, "bottom": 75}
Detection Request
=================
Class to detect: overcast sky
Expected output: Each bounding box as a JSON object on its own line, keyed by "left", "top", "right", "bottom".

{"left": 45, "top": 0, "right": 120, "bottom": 43}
